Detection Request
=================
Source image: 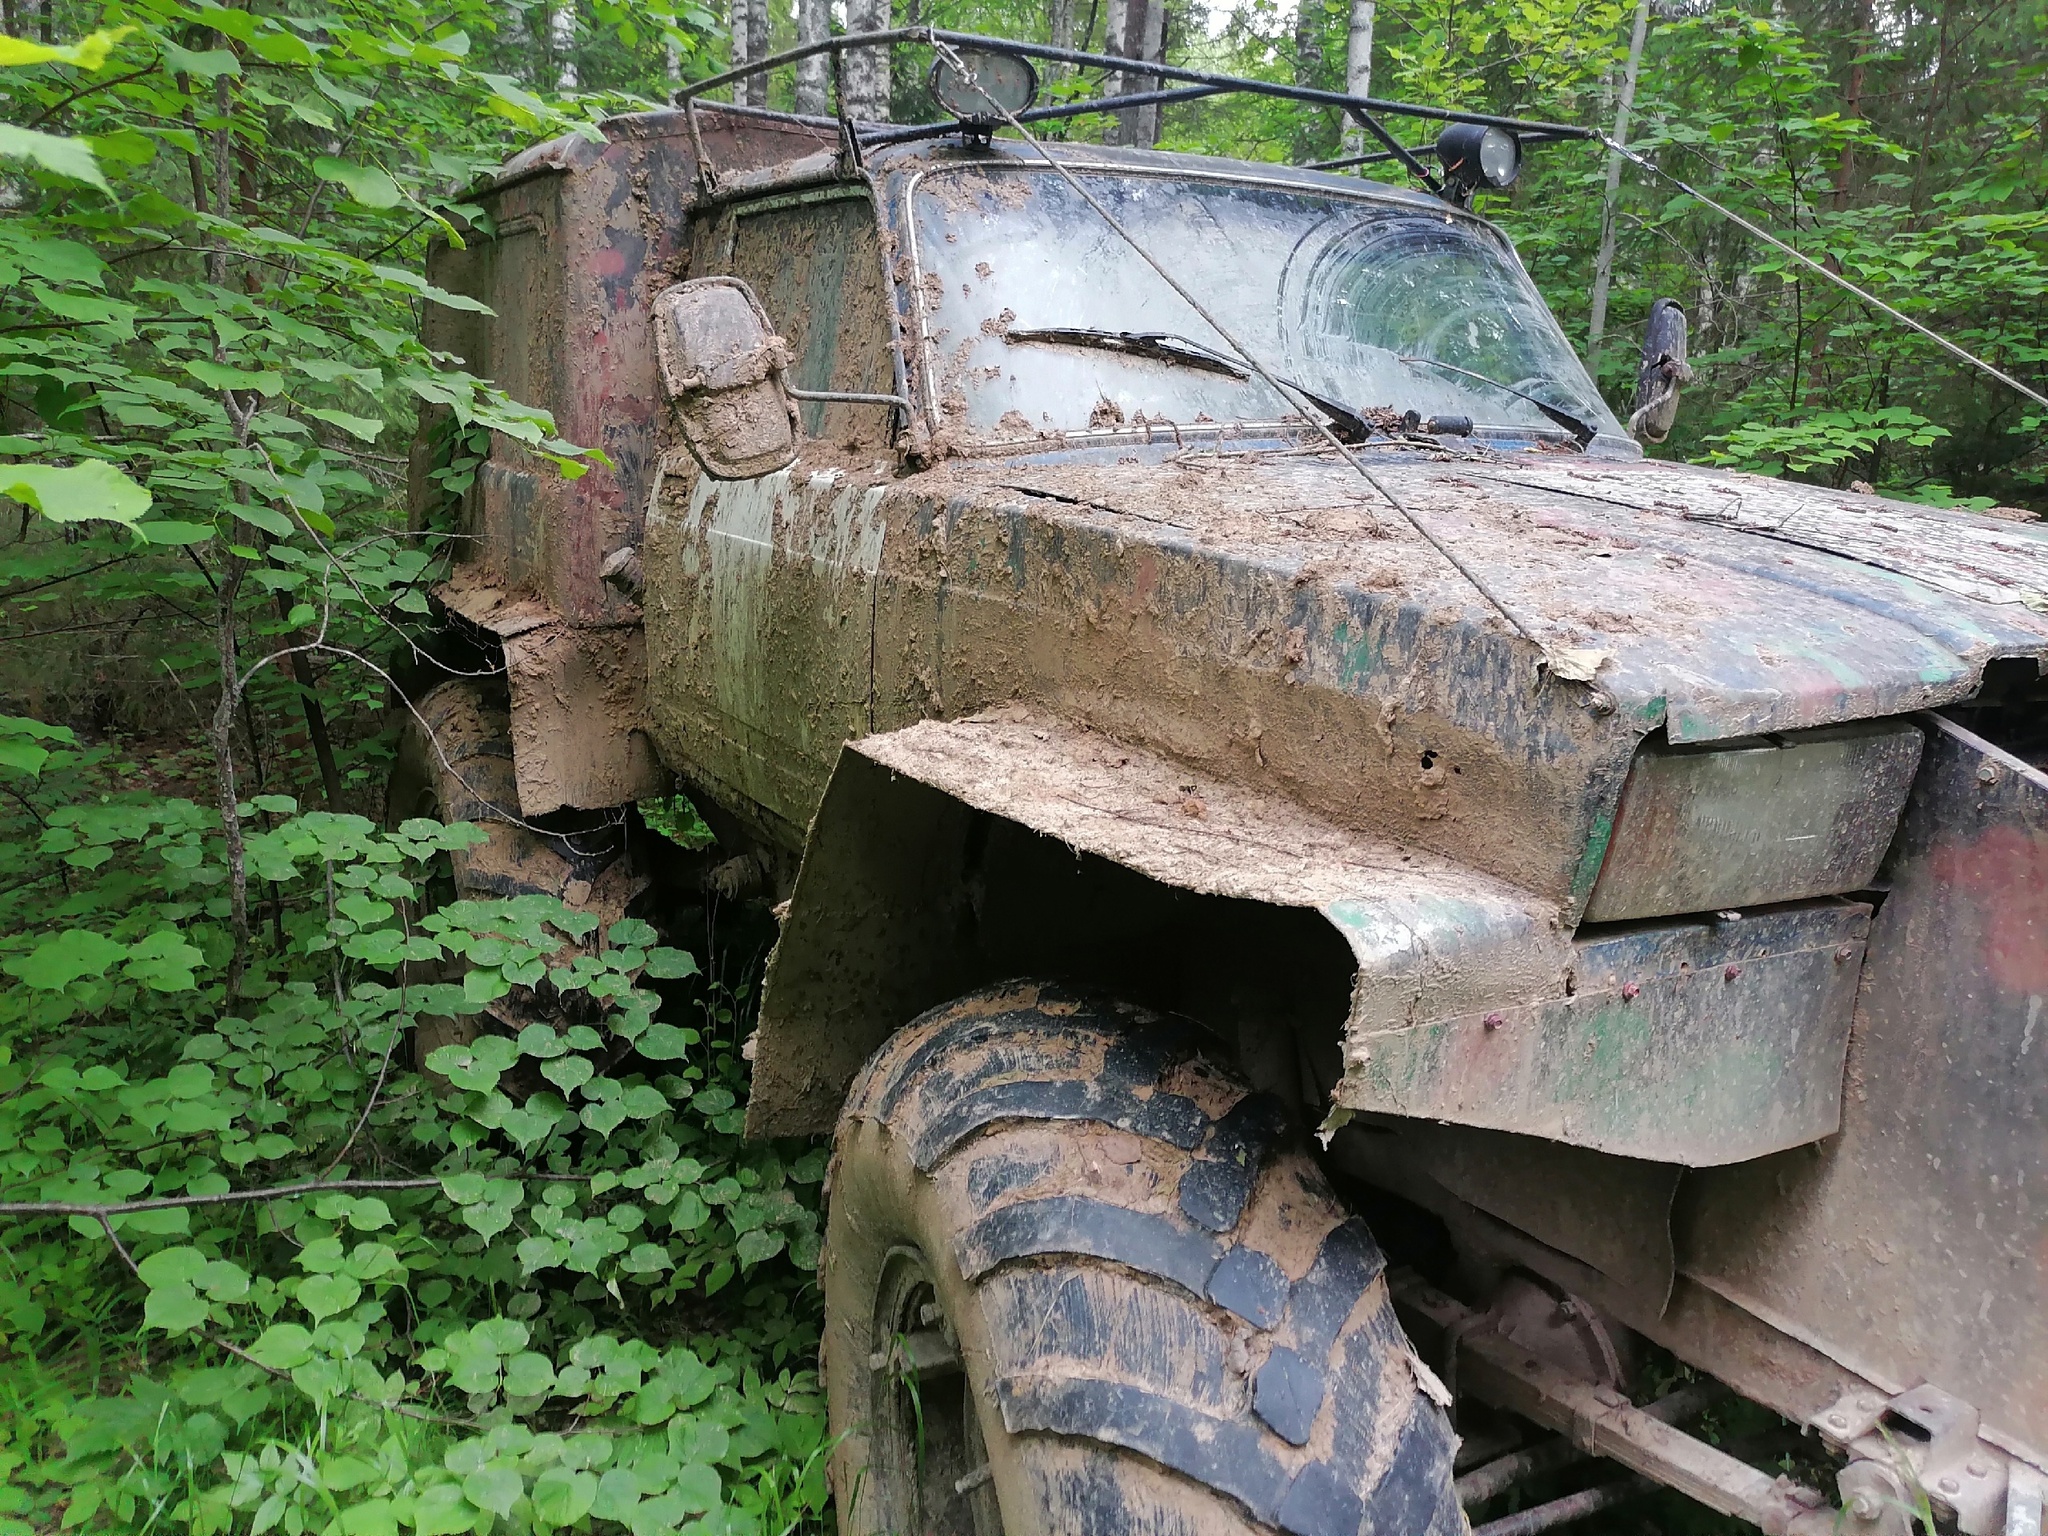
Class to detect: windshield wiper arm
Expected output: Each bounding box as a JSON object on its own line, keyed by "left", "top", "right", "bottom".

{"left": 1005, "top": 327, "right": 1251, "bottom": 380}
{"left": 1004, "top": 327, "right": 1389, "bottom": 442}
{"left": 1397, "top": 356, "right": 1599, "bottom": 448}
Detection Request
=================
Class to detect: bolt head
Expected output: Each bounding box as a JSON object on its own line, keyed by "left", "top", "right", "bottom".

{"left": 1621, "top": 981, "right": 1641, "bottom": 1000}
{"left": 1967, "top": 1463, "right": 1988, "bottom": 1479}
{"left": 1483, "top": 1011, "right": 1505, "bottom": 1031}
{"left": 1835, "top": 945, "right": 1855, "bottom": 962}
{"left": 1827, "top": 1413, "right": 1849, "bottom": 1429}
{"left": 1847, "top": 1491, "right": 1880, "bottom": 1519}
{"left": 1938, "top": 1477, "right": 1959, "bottom": 1495}
{"left": 1724, "top": 964, "right": 1743, "bottom": 982}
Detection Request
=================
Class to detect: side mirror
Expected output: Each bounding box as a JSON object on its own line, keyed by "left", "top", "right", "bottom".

{"left": 1628, "top": 297, "right": 1694, "bottom": 445}
{"left": 652, "top": 277, "right": 798, "bottom": 480}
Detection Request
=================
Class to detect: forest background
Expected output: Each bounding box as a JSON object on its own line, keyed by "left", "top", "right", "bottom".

{"left": 0, "top": 1, "right": 2040, "bottom": 1535}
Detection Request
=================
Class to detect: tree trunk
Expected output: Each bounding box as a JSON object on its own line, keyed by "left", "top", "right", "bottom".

{"left": 1585, "top": 0, "right": 1651, "bottom": 365}
{"left": 551, "top": 0, "right": 577, "bottom": 90}
{"left": 1110, "top": 0, "right": 1162, "bottom": 145}
{"left": 1832, "top": 0, "right": 1871, "bottom": 210}
{"left": 1294, "top": 0, "right": 1322, "bottom": 85}
{"left": 795, "top": 0, "right": 830, "bottom": 115}
{"left": 842, "top": 0, "right": 890, "bottom": 121}
{"left": 1339, "top": 0, "right": 1375, "bottom": 160}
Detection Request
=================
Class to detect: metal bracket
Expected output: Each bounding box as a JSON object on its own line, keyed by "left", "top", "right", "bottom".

{"left": 1810, "top": 1383, "right": 2021, "bottom": 1536}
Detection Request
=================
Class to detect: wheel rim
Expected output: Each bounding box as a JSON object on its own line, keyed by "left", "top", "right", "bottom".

{"left": 866, "top": 1246, "right": 1003, "bottom": 1536}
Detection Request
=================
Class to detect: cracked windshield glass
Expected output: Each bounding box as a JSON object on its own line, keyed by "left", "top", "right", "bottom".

{"left": 913, "top": 163, "right": 1621, "bottom": 445}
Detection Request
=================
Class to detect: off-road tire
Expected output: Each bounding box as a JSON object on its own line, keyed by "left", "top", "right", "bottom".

{"left": 823, "top": 981, "right": 1465, "bottom": 1536}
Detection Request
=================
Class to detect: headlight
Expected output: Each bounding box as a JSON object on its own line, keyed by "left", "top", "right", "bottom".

{"left": 1581, "top": 719, "right": 1925, "bottom": 923}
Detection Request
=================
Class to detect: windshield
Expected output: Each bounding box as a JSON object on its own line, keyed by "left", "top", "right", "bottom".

{"left": 908, "top": 162, "right": 1622, "bottom": 446}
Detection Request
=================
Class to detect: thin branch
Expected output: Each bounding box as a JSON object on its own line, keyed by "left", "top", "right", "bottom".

{"left": 0, "top": 1172, "right": 589, "bottom": 1218}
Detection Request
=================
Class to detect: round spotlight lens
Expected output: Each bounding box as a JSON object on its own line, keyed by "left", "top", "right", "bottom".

{"left": 929, "top": 49, "right": 1039, "bottom": 124}
{"left": 1476, "top": 125, "right": 1520, "bottom": 187}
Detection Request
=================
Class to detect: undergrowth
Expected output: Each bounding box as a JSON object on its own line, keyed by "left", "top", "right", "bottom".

{"left": 0, "top": 722, "right": 832, "bottom": 1536}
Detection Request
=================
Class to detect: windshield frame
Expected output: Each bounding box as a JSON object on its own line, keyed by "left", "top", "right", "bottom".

{"left": 894, "top": 154, "right": 1633, "bottom": 458}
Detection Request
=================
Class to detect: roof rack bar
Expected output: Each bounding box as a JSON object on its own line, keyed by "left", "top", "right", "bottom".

{"left": 671, "top": 26, "right": 1599, "bottom": 143}
{"left": 1306, "top": 128, "right": 1580, "bottom": 173}
{"left": 860, "top": 83, "right": 1231, "bottom": 147}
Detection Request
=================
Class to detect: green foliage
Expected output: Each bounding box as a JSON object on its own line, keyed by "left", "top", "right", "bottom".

{"left": 0, "top": 732, "right": 829, "bottom": 1535}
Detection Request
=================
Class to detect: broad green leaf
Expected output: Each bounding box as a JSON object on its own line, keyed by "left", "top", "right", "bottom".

{"left": 301, "top": 406, "right": 383, "bottom": 442}
{"left": 408, "top": 1482, "right": 474, "bottom": 1536}
{"left": 136, "top": 1246, "right": 211, "bottom": 1288}
{"left": 0, "top": 460, "right": 150, "bottom": 526}
{"left": 607, "top": 918, "right": 658, "bottom": 948}
{"left": 185, "top": 359, "right": 285, "bottom": 396}
{"left": 0, "top": 124, "right": 109, "bottom": 191}
{"left": 144, "top": 1285, "right": 210, "bottom": 1333}
{"left": 296, "top": 1273, "right": 362, "bottom": 1321}
{"left": 135, "top": 519, "right": 214, "bottom": 545}
{"left": 530, "top": 1468, "right": 596, "bottom": 1528}
{"left": 249, "top": 1323, "right": 315, "bottom": 1369}
{"left": 314, "top": 155, "right": 402, "bottom": 209}
{"left": 0, "top": 28, "right": 129, "bottom": 67}
{"left": 158, "top": 39, "right": 239, "bottom": 78}
{"left": 642, "top": 947, "right": 700, "bottom": 980}
{"left": 5, "top": 928, "right": 125, "bottom": 989}
{"left": 635, "top": 1024, "right": 692, "bottom": 1060}
{"left": 462, "top": 1464, "right": 523, "bottom": 1518}
{"left": 503, "top": 1352, "right": 556, "bottom": 1396}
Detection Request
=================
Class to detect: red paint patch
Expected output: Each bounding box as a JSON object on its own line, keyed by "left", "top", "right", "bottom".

{"left": 592, "top": 247, "right": 627, "bottom": 278}
{"left": 1929, "top": 823, "right": 2048, "bottom": 993}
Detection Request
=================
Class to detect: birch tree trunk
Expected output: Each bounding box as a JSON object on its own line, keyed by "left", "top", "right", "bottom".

{"left": 1110, "top": 0, "right": 1162, "bottom": 145}
{"left": 551, "top": 0, "right": 577, "bottom": 90}
{"left": 795, "top": 0, "right": 830, "bottom": 115}
{"left": 842, "top": 0, "right": 891, "bottom": 121}
{"left": 1586, "top": 0, "right": 1652, "bottom": 363}
{"left": 728, "top": 0, "right": 752, "bottom": 102}
{"left": 1339, "top": 0, "right": 1374, "bottom": 160}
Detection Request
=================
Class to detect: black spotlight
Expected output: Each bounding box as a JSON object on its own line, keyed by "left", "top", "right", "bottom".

{"left": 1435, "top": 122, "right": 1521, "bottom": 199}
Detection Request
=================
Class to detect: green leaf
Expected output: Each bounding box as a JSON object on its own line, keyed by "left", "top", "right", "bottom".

{"left": 530, "top": 1469, "right": 596, "bottom": 1529}
{"left": 0, "top": 124, "right": 109, "bottom": 192}
{"left": 5, "top": 928, "right": 125, "bottom": 989}
{"left": 642, "top": 947, "right": 700, "bottom": 980}
{"left": 143, "top": 1285, "right": 210, "bottom": 1333}
{"left": 296, "top": 1273, "right": 362, "bottom": 1321}
{"left": 301, "top": 406, "right": 384, "bottom": 442}
{"left": 408, "top": 1482, "right": 474, "bottom": 1536}
{"left": 136, "top": 1246, "right": 210, "bottom": 1288}
{"left": 135, "top": 519, "right": 214, "bottom": 545}
{"left": 0, "top": 460, "right": 150, "bottom": 526}
{"left": 314, "top": 156, "right": 402, "bottom": 209}
{"left": 607, "top": 918, "right": 658, "bottom": 948}
{"left": 185, "top": 359, "right": 285, "bottom": 396}
{"left": 0, "top": 28, "right": 129, "bottom": 67}
{"left": 462, "top": 1464, "right": 523, "bottom": 1519}
{"left": 249, "top": 1323, "right": 315, "bottom": 1369}
{"left": 540, "top": 1055, "right": 592, "bottom": 1092}
{"left": 635, "top": 1024, "right": 692, "bottom": 1060}
{"left": 503, "top": 1352, "right": 556, "bottom": 1396}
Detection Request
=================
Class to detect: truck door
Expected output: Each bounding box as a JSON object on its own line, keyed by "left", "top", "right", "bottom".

{"left": 642, "top": 189, "right": 897, "bottom": 847}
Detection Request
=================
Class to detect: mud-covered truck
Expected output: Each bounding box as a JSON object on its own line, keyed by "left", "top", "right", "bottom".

{"left": 398, "top": 32, "right": 2048, "bottom": 1536}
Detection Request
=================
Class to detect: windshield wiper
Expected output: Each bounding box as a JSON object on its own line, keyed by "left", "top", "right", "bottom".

{"left": 1397, "top": 356, "right": 1599, "bottom": 448}
{"left": 1006, "top": 327, "right": 1249, "bottom": 380}
{"left": 1005, "top": 327, "right": 1395, "bottom": 444}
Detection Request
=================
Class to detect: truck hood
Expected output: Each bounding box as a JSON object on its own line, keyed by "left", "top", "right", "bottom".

{"left": 978, "top": 449, "right": 2048, "bottom": 743}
